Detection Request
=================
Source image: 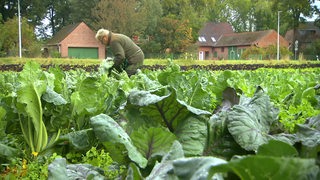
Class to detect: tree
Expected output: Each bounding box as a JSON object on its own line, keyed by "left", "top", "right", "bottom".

{"left": 69, "top": 0, "right": 100, "bottom": 26}
{"left": 160, "top": 0, "right": 215, "bottom": 39}
{"left": 252, "top": 0, "right": 277, "bottom": 31}
{"left": 0, "top": 0, "right": 17, "bottom": 21}
{"left": 272, "top": 0, "right": 318, "bottom": 55}
{"left": 138, "top": 0, "right": 163, "bottom": 36}
{"left": 303, "top": 39, "right": 320, "bottom": 60}
{"left": 0, "top": 0, "right": 46, "bottom": 26}
{"left": 0, "top": 17, "right": 39, "bottom": 57}
{"left": 91, "top": 0, "right": 147, "bottom": 36}
{"left": 155, "top": 17, "right": 193, "bottom": 53}
{"left": 43, "top": 0, "right": 72, "bottom": 36}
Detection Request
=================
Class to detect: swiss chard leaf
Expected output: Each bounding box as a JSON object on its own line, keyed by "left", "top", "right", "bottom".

{"left": 17, "top": 61, "right": 49, "bottom": 152}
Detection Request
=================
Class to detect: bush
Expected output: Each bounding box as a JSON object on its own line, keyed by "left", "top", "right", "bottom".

{"left": 241, "top": 45, "right": 292, "bottom": 60}
{"left": 241, "top": 46, "right": 264, "bottom": 60}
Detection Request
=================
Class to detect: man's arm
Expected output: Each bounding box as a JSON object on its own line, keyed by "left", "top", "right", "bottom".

{"left": 110, "top": 42, "right": 125, "bottom": 72}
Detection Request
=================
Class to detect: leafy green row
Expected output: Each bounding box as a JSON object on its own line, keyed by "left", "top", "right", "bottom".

{"left": 0, "top": 61, "right": 319, "bottom": 179}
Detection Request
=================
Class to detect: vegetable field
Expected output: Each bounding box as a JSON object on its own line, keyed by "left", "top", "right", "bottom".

{"left": 1, "top": 61, "right": 320, "bottom": 179}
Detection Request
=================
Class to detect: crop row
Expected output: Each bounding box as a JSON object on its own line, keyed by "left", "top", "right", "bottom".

{"left": 0, "top": 62, "right": 320, "bottom": 72}
{"left": 0, "top": 61, "right": 319, "bottom": 179}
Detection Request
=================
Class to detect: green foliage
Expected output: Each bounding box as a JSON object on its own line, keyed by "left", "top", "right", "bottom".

{"left": 91, "top": 0, "right": 148, "bottom": 36}
{"left": 279, "top": 99, "right": 320, "bottom": 132}
{"left": 1, "top": 61, "right": 320, "bottom": 179}
{"left": 156, "top": 17, "right": 193, "bottom": 53}
{"left": 16, "top": 61, "right": 60, "bottom": 154}
{"left": 264, "top": 45, "right": 293, "bottom": 59}
{"left": 90, "top": 114, "right": 148, "bottom": 168}
{"left": 81, "top": 147, "right": 125, "bottom": 179}
{"left": 241, "top": 46, "right": 265, "bottom": 59}
{"left": 304, "top": 39, "right": 320, "bottom": 60}
{"left": 1, "top": 153, "right": 62, "bottom": 179}
{"left": 241, "top": 45, "right": 292, "bottom": 60}
{"left": 0, "top": 17, "right": 38, "bottom": 57}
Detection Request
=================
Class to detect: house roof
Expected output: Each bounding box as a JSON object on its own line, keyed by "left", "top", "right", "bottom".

{"left": 214, "top": 30, "right": 274, "bottom": 47}
{"left": 198, "top": 22, "right": 234, "bottom": 46}
{"left": 47, "top": 22, "right": 82, "bottom": 45}
{"left": 285, "top": 21, "right": 320, "bottom": 43}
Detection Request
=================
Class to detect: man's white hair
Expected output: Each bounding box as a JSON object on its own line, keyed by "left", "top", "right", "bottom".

{"left": 95, "top": 29, "right": 109, "bottom": 41}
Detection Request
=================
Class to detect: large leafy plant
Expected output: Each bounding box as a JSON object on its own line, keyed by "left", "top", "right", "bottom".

{"left": 16, "top": 61, "right": 60, "bottom": 154}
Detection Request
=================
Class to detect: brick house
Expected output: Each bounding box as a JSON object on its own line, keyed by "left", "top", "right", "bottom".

{"left": 198, "top": 22, "right": 289, "bottom": 60}
{"left": 46, "top": 22, "right": 105, "bottom": 59}
{"left": 198, "top": 22, "right": 233, "bottom": 60}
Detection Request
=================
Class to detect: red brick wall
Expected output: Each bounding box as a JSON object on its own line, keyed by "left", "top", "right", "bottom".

{"left": 198, "top": 46, "right": 213, "bottom": 60}
{"left": 60, "top": 22, "right": 105, "bottom": 59}
{"left": 213, "top": 47, "right": 228, "bottom": 60}
{"left": 258, "top": 30, "right": 289, "bottom": 48}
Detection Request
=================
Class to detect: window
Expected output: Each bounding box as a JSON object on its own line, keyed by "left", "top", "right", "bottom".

{"left": 221, "top": 47, "right": 224, "bottom": 52}
{"left": 211, "top": 37, "right": 216, "bottom": 42}
{"left": 198, "top": 36, "right": 206, "bottom": 42}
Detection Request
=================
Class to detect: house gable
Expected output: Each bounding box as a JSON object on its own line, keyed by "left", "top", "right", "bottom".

{"left": 46, "top": 22, "right": 105, "bottom": 59}
{"left": 198, "top": 22, "right": 234, "bottom": 47}
{"left": 47, "top": 23, "right": 80, "bottom": 45}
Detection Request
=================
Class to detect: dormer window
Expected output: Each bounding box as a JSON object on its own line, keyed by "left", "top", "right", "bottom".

{"left": 198, "top": 36, "right": 206, "bottom": 42}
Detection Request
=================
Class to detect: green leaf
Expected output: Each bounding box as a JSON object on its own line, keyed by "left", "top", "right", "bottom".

{"left": 257, "top": 140, "right": 298, "bottom": 157}
{"left": 296, "top": 115, "right": 320, "bottom": 148}
{"left": 48, "top": 158, "right": 68, "bottom": 180}
{"left": 48, "top": 158, "right": 105, "bottom": 180}
{"left": 42, "top": 87, "right": 67, "bottom": 105}
{"left": 0, "top": 106, "right": 6, "bottom": 137}
{"left": 146, "top": 141, "right": 185, "bottom": 180}
{"left": 59, "top": 129, "right": 95, "bottom": 150}
{"left": 0, "top": 142, "right": 18, "bottom": 158}
{"left": 90, "top": 114, "right": 148, "bottom": 168}
{"left": 209, "top": 155, "right": 319, "bottom": 180}
{"left": 172, "top": 157, "right": 227, "bottom": 180}
{"left": 128, "top": 87, "right": 210, "bottom": 133}
{"left": 70, "top": 77, "right": 100, "bottom": 115}
{"left": 174, "top": 115, "right": 208, "bottom": 156}
{"left": 206, "top": 111, "right": 249, "bottom": 159}
{"left": 17, "top": 63, "right": 48, "bottom": 152}
{"left": 126, "top": 163, "right": 144, "bottom": 180}
{"left": 157, "top": 68, "right": 217, "bottom": 112}
{"left": 227, "top": 87, "right": 278, "bottom": 151}
{"left": 131, "top": 127, "right": 177, "bottom": 160}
